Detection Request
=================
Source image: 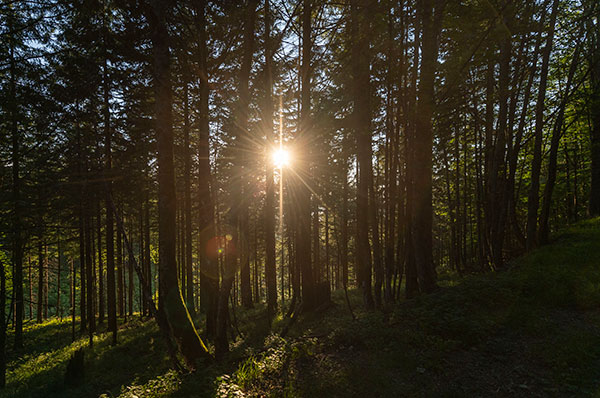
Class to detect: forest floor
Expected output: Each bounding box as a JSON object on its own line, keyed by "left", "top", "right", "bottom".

{"left": 3, "top": 218, "right": 600, "bottom": 398}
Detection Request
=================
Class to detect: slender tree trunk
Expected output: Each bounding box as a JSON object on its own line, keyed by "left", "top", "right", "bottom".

{"left": 340, "top": 157, "right": 349, "bottom": 289}
{"left": 86, "top": 213, "right": 95, "bottom": 345}
{"left": 404, "top": 3, "right": 420, "bottom": 298}
{"left": 57, "top": 226, "right": 62, "bottom": 320}
{"left": 144, "top": 192, "right": 151, "bottom": 316}
{"left": 9, "top": 17, "right": 24, "bottom": 347}
{"left": 505, "top": 3, "right": 548, "bottom": 253}
{"left": 351, "top": 0, "right": 374, "bottom": 309}
{"left": 589, "top": 4, "right": 600, "bottom": 216}
{"left": 298, "top": 0, "right": 316, "bottom": 311}
{"left": 183, "top": 79, "right": 195, "bottom": 313}
{"left": 128, "top": 223, "right": 134, "bottom": 317}
{"left": 215, "top": 244, "right": 234, "bottom": 358}
{"left": 526, "top": 0, "right": 559, "bottom": 250}
{"left": 79, "top": 139, "right": 87, "bottom": 332}
{"left": 43, "top": 242, "right": 48, "bottom": 319}
{"left": 103, "top": 22, "right": 118, "bottom": 343}
{"left": 0, "top": 258, "right": 6, "bottom": 387}
{"left": 28, "top": 257, "right": 32, "bottom": 321}
{"left": 37, "top": 235, "right": 44, "bottom": 324}
{"left": 239, "top": 0, "right": 257, "bottom": 310}
{"left": 71, "top": 258, "right": 75, "bottom": 341}
{"left": 92, "top": 217, "right": 97, "bottom": 318}
{"left": 312, "top": 202, "right": 320, "bottom": 285}
{"left": 384, "top": 6, "right": 398, "bottom": 303}
{"left": 264, "top": 0, "right": 278, "bottom": 319}
{"left": 539, "top": 42, "right": 580, "bottom": 243}
{"left": 97, "top": 202, "right": 105, "bottom": 323}
{"left": 117, "top": 209, "right": 124, "bottom": 318}
{"left": 370, "top": 180, "right": 383, "bottom": 307}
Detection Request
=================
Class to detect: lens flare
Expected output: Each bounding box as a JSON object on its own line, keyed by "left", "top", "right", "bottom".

{"left": 272, "top": 148, "right": 290, "bottom": 168}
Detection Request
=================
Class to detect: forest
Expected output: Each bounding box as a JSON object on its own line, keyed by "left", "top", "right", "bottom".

{"left": 1, "top": 0, "right": 600, "bottom": 396}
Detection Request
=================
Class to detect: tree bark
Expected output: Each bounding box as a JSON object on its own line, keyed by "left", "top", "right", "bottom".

{"left": 264, "top": 0, "right": 278, "bottom": 319}
{"left": 147, "top": 0, "right": 211, "bottom": 368}
{"left": 298, "top": 0, "right": 316, "bottom": 311}
{"left": 103, "top": 16, "right": 117, "bottom": 343}
{"left": 239, "top": 0, "right": 258, "bottom": 310}
{"left": 37, "top": 236, "right": 44, "bottom": 324}
{"left": 589, "top": 3, "right": 600, "bottom": 216}
{"left": 192, "top": 0, "right": 219, "bottom": 338}
{"left": 526, "top": 0, "right": 559, "bottom": 250}
{"left": 9, "top": 14, "right": 24, "bottom": 347}
{"left": 0, "top": 258, "right": 6, "bottom": 387}
{"left": 351, "top": 0, "right": 374, "bottom": 309}
{"left": 411, "top": 0, "right": 444, "bottom": 293}
{"left": 183, "top": 79, "right": 195, "bottom": 313}
{"left": 97, "top": 202, "right": 105, "bottom": 323}
{"left": 539, "top": 42, "right": 581, "bottom": 243}
{"left": 86, "top": 213, "right": 95, "bottom": 345}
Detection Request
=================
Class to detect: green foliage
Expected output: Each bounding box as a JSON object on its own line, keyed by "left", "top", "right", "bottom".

{"left": 2, "top": 318, "right": 174, "bottom": 398}
{"left": 115, "top": 370, "right": 181, "bottom": 398}
{"left": 5, "top": 219, "right": 600, "bottom": 397}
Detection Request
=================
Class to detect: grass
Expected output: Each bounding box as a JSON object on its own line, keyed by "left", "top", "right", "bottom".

{"left": 3, "top": 218, "right": 600, "bottom": 397}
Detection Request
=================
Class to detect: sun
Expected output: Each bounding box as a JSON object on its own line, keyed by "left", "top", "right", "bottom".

{"left": 272, "top": 148, "right": 291, "bottom": 168}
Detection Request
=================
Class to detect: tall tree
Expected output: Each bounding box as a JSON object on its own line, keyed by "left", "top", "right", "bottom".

{"left": 411, "top": 0, "right": 445, "bottom": 293}
{"left": 147, "top": 0, "right": 211, "bottom": 368}
{"left": 298, "top": 0, "right": 316, "bottom": 312}
{"left": 350, "top": 0, "right": 374, "bottom": 308}
{"left": 263, "top": 0, "right": 278, "bottom": 319}
{"left": 526, "top": 0, "right": 559, "bottom": 250}
{"left": 539, "top": 40, "right": 581, "bottom": 243}
{"left": 104, "top": 4, "right": 118, "bottom": 344}
{"left": 193, "top": 0, "right": 218, "bottom": 338}
{"left": 589, "top": 1, "right": 600, "bottom": 216}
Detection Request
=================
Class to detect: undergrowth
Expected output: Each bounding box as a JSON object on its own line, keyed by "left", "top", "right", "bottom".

{"left": 3, "top": 218, "right": 600, "bottom": 397}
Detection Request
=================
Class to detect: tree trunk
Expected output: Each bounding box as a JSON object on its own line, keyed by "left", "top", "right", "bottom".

{"left": 78, "top": 161, "right": 86, "bottom": 332}
{"left": 104, "top": 23, "right": 118, "bottom": 342}
{"left": 117, "top": 209, "right": 124, "bottom": 318}
{"left": 0, "top": 258, "right": 6, "bottom": 387}
{"left": 351, "top": 0, "right": 374, "bottom": 309}
{"left": 183, "top": 79, "right": 195, "bottom": 313}
{"left": 147, "top": 0, "right": 211, "bottom": 368}
{"left": 526, "top": 0, "right": 559, "bottom": 250}
{"left": 404, "top": 3, "right": 420, "bottom": 298}
{"left": 9, "top": 16, "right": 24, "bottom": 347}
{"left": 340, "top": 144, "right": 349, "bottom": 290}
{"left": 57, "top": 225, "right": 62, "bottom": 319}
{"left": 298, "top": 0, "right": 316, "bottom": 312}
{"left": 589, "top": 4, "right": 600, "bottom": 216}
{"left": 128, "top": 225, "right": 134, "bottom": 317}
{"left": 37, "top": 235, "right": 44, "bottom": 324}
{"left": 411, "top": 0, "right": 444, "bottom": 293}
{"left": 239, "top": 0, "right": 258, "bottom": 310}
{"left": 144, "top": 192, "right": 151, "bottom": 316}
{"left": 86, "top": 213, "right": 95, "bottom": 345}
{"left": 44, "top": 242, "right": 48, "bottom": 319}
{"left": 264, "top": 0, "right": 278, "bottom": 319}
{"left": 539, "top": 42, "right": 580, "bottom": 243}
{"left": 97, "top": 202, "right": 105, "bottom": 323}
{"left": 193, "top": 0, "right": 218, "bottom": 338}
